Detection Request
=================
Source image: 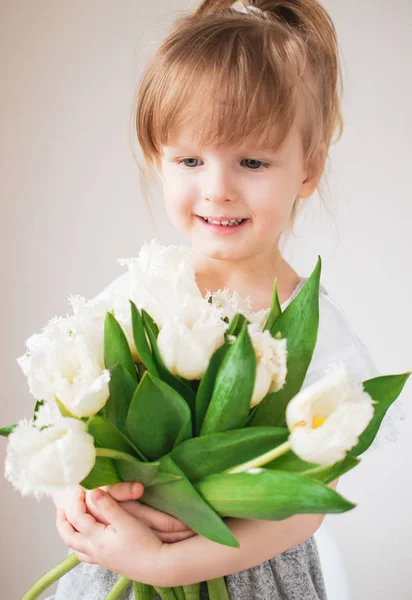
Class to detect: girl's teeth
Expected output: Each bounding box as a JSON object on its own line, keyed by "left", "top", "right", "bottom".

{"left": 203, "top": 217, "right": 244, "bottom": 226}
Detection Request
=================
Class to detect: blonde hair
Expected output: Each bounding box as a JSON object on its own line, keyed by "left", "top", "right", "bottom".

{"left": 131, "top": 0, "right": 343, "bottom": 238}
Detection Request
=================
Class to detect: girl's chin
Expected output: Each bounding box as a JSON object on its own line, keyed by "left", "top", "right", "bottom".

{"left": 192, "top": 240, "right": 254, "bottom": 261}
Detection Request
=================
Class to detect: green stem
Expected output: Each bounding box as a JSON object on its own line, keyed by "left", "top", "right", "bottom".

{"left": 207, "top": 577, "right": 229, "bottom": 599}
{"left": 104, "top": 575, "right": 132, "bottom": 599}
{"left": 96, "top": 447, "right": 147, "bottom": 463}
{"left": 133, "top": 581, "right": 154, "bottom": 599}
{"left": 224, "top": 441, "right": 292, "bottom": 474}
{"left": 153, "top": 587, "right": 177, "bottom": 599}
{"left": 182, "top": 583, "right": 200, "bottom": 599}
{"left": 22, "top": 552, "right": 81, "bottom": 600}
{"left": 173, "top": 587, "right": 185, "bottom": 600}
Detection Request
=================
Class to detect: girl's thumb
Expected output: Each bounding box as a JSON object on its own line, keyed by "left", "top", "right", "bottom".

{"left": 104, "top": 481, "right": 144, "bottom": 501}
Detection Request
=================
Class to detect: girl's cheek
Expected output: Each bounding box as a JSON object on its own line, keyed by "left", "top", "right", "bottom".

{"left": 163, "top": 198, "right": 191, "bottom": 234}
{"left": 168, "top": 190, "right": 193, "bottom": 218}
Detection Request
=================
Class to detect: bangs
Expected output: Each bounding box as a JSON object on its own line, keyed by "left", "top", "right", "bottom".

{"left": 138, "top": 16, "right": 310, "bottom": 162}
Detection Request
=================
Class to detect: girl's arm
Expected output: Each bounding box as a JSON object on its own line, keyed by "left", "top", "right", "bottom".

{"left": 155, "top": 478, "right": 339, "bottom": 588}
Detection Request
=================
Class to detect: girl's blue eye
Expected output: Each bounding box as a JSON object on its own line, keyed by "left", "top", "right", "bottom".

{"left": 177, "top": 158, "right": 270, "bottom": 170}
{"left": 179, "top": 158, "right": 200, "bottom": 168}
{"left": 242, "top": 159, "right": 269, "bottom": 170}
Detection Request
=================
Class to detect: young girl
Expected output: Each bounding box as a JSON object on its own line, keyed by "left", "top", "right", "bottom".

{"left": 49, "top": 1, "right": 405, "bottom": 598}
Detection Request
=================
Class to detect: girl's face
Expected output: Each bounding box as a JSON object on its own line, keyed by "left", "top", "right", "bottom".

{"left": 158, "top": 119, "right": 322, "bottom": 263}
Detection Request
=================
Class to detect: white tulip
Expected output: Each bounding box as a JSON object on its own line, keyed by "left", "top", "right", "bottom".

{"left": 69, "top": 292, "right": 140, "bottom": 364}
{"left": 248, "top": 327, "right": 288, "bottom": 407}
{"left": 206, "top": 288, "right": 254, "bottom": 322}
{"left": 157, "top": 304, "right": 227, "bottom": 380}
{"left": 4, "top": 416, "right": 96, "bottom": 500}
{"left": 247, "top": 308, "right": 272, "bottom": 330}
{"left": 119, "top": 239, "right": 202, "bottom": 328}
{"left": 17, "top": 316, "right": 110, "bottom": 418}
{"left": 286, "top": 362, "right": 376, "bottom": 466}
{"left": 33, "top": 399, "right": 62, "bottom": 427}
{"left": 206, "top": 289, "right": 278, "bottom": 331}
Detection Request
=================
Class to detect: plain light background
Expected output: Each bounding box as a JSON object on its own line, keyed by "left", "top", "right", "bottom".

{"left": 1, "top": 1, "right": 411, "bottom": 598}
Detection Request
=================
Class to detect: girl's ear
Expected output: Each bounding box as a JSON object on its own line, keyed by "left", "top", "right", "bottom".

{"left": 297, "top": 142, "right": 327, "bottom": 199}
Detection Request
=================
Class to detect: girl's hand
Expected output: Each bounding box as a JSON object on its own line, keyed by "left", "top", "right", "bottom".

{"left": 87, "top": 481, "right": 197, "bottom": 544}
{"left": 56, "top": 487, "right": 164, "bottom": 584}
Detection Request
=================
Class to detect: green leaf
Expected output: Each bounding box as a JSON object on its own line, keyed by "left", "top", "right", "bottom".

{"left": 126, "top": 371, "right": 192, "bottom": 461}
{"left": 80, "top": 457, "right": 121, "bottom": 489}
{"left": 141, "top": 308, "right": 159, "bottom": 337}
{"left": 86, "top": 416, "right": 145, "bottom": 459}
{"left": 348, "top": 373, "right": 411, "bottom": 457}
{"left": 114, "top": 459, "right": 175, "bottom": 488}
{"left": 105, "top": 363, "right": 139, "bottom": 437}
{"left": 195, "top": 341, "right": 230, "bottom": 436}
{"left": 263, "top": 278, "right": 282, "bottom": 331}
{"left": 299, "top": 455, "right": 360, "bottom": 483}
{"left": 170, "top": 427, "right": 289, "bottom": 482}
{"left": 224, "top": 312, "right": 249, "bottom": 339}
{"left": 144, "top": 471, "right": 183, "bottom": 487}
{"left": 130, "top": 301, "right": 159, "bottom": 375}
{"left": 92, "top": 447, "right": 164, "bottom": 487}
{"left": 140, "top": 454, "right": 239, "bottom": 548}
{"left": 195, "top": 469, "right": 355, "bottom": 520}
{"left": 142, "top": 309, "right": 196, "bottom": 410}
{"left": 104, "top": 311, "right": 137, "bottom": 382}
{"left": 136, "top": 361, "right": 148, "bottom": 380}
{"left": 0, "top": 424, "right": 17, "bottom": 438}
{"left": 261, "top": 451, "right": 359, "bottom": 485}
{"left": 200, "top": 322, "right": 256, "bottom": 436}
{"left": 248, "top": 256, "right": 321, "bottom": 428}
{"left": 250, "top": 449, "right": 318, "bottom": 472}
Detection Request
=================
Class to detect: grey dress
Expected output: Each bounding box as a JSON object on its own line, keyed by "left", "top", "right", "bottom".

{"left": 47, "top": 535, "right": 327, "bottom": 600}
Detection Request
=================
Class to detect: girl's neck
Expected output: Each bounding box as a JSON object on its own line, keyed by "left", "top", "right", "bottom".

{"left": 193, "top": 250, "right": 302, "bottom": 312}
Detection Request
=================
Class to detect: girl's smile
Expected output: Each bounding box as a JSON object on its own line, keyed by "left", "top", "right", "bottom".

{"left": 195, "top": 214, "right": 250, "bottom": 235}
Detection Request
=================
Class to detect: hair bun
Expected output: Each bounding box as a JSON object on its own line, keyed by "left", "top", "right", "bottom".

{"left": 266, "top": 2, "right": 302, "bottom": 28}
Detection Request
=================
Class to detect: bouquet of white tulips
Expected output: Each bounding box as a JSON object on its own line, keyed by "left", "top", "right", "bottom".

{"left": 1, "top": 240, "right": 409, "bottom": 600}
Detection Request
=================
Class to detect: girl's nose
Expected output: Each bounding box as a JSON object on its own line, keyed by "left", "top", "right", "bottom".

{"left": 201, "top": 168, "right": 237, "bottom": 204}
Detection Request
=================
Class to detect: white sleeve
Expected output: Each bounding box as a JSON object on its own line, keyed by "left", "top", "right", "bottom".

{"left": 301, "top": 289, "right": 407, "bottom": 457}
{"left": 92, "top": 272, "right": 129, "bottom": 303}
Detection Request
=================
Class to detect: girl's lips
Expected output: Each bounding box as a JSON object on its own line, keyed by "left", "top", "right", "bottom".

{"left": 196, "top": 215, "right": 250, "bottom": 235}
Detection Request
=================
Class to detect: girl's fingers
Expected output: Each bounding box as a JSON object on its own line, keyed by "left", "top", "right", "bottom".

{"left": 121, "top": 500, "right": 190, "bottom": 533}
{"left": 56, "top": 509, "right": 92, "bottom": 556}
{"left": 104, "top": 481, "right": 144, "bottom": 501}
{"left": 85, "top": 489, "right": 110, "bottom": 526}
{"left": 153, "top": 528, "right": 197, "bottom": 543}
{"left": 66, "top": 488, "right": 99, "bottom": 537}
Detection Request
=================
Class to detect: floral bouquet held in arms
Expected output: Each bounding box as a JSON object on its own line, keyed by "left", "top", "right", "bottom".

{"left": 1, "top": 240, "right": 410, "bottom": 600}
